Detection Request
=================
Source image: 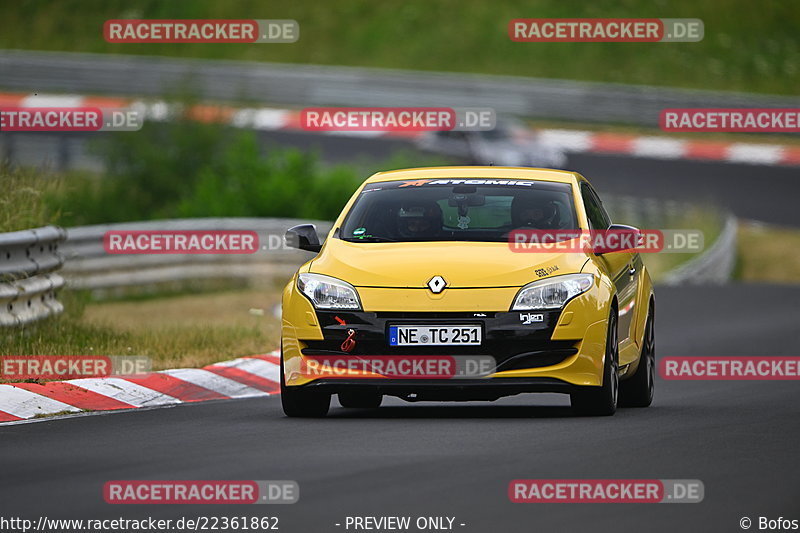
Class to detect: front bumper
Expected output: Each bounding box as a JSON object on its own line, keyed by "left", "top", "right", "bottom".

{"left": 283, "top": 309, "right": 609, "bottom": 390}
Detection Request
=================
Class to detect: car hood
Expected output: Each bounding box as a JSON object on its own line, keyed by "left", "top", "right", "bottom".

{"left": 310, "top": 239, "right": 588, "bottom": 288}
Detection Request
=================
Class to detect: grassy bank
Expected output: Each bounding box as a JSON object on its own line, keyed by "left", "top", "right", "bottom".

{"left": 737, "top": 221, "right": 800, "bottom": 283}
{"left": 0, "top": 288, "right": 280, "bottom": 374}
{"left": 0, "top": 0, "right": 797, "bottom": 95}
{"left": 0, "top": 167, "right": 63, "bottom": 232}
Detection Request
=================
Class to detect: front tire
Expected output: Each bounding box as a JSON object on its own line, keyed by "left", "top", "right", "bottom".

{"left": 571, "top": 311, "right": 618, "bottom": 416}
{"left": 280, "top": 355, "right": 330, "bottom": 418}
{"left": 619, "top": 307, "right": 655, "bottom": 407}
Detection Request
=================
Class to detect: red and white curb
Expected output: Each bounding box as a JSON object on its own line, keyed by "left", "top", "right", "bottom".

{"left": 2, "top": 91, "right": 799, "bottom": 166}
{"left": 0, "top": 351, "right": 280, "bottom": 424}
{"left": 537, "top": 129, "right": 800, "bottom": 167}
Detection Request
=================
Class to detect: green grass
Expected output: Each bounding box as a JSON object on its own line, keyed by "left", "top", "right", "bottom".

{"left": 0, "top": 166, "right": 63, "bottom": 232}
{"left": 0, "top": 0, "right": 797, "bottom": 95}
{"left": 737, "top": 221, "right": 800, "bottom": 283}
{"left": 32, "top": 410, "right": 80, "bottom": 419}
{"left": 0, "top": 288, "right": 280, "bottom": 376}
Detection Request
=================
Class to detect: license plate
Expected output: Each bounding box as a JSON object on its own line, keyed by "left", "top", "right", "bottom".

{"left": 388, "top": 325, "right": 481, "bottom": 346}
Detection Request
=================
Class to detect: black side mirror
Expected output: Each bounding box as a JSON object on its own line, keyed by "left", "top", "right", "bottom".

{"left": 595, "top": 223, "right": 642, "bottom": 254}
{"left": 285, "top": 224, "right": 322, "bottom": 253}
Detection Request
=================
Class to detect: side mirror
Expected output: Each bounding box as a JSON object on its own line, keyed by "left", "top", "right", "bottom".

{"left": 594, "top": 224, "right": 642, "bottom": 254}
{"left": 285, "top": 224, "right": 322, "bottom": 253}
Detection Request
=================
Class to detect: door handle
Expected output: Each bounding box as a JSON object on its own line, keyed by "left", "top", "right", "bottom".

{"left": 628, "top": 266, "right": 637, "bottom": 276}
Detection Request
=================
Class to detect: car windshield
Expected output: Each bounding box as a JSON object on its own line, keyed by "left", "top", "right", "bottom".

{"left": 340, "top": 178, "right": 578, "bottom": 243}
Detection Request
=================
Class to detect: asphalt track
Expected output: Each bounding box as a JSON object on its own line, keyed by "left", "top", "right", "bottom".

{"left": 2, "top": 284, "right": 799, "bottom": 533}
{"left": 567, "top": 153, "right": 800, "bottom": 228}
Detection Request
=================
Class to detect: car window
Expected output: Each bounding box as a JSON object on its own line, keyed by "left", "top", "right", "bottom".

{"left": 340, "top": 179, "right": 578, "bottom": 243}
{"left": 581, "top": 182, "right": 611, "bottom": 230}
{"left": 589, "top": 185, "right": 612, "bottom": 227}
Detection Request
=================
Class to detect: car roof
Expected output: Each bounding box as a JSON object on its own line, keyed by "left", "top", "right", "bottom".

{"left": 366, "top": 166, "right": 580, "bottom": 185}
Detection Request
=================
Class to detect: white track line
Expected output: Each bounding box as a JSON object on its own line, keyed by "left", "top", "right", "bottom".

{"left": 539, "top": 129, "right": 594, "bottom": 152}
{"left": 232, "top": 108, "right": 290, "bottom": 130}
{"left": 67, "top": 378, "right": 181, "bottom": 407}
{"left": 21, "top": 94, "right": 85, "bottom": 108}
{"left": 210, "top": 358, "right": 280, "bottom": 382}
{"left": 632, "top": 137, "right": 688, "bottom": 159}
{"left": 0, "top": 385, "right": 81, "bottom": 418}
{"left": 727, "top": 143, "right": 784, "bottom": 165}
{"left": 161, "top": 368, "right": 267, "bottom": 398}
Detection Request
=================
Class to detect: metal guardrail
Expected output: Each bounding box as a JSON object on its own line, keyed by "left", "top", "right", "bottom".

{"left": 1, "top": 50, "right": 798, "bottom": 127}
{"left": 61, "top": 218, "right": 332, "bottom": 292}
{"left": 0, "top": 225, "right": 66, "bottom": 326}
{"left": 604, "top": 196, "right": 737, "bottom": 285}
{"left": 661, "top": 215, "right": 738, "bottom": 285}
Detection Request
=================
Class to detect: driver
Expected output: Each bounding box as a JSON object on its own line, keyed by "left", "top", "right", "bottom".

{"left": 396, "top": 202, "right": 443, "bottom": 239}
{"left": 510, "top": 195, "right": 559, "bottom": 230}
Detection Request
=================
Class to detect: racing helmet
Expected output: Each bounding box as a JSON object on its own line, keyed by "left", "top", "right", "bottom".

{"left": 511, "top": 194, "right": 559, "bottom": 229}
{"left": 396, "top": 202, "right": 443, "bottom": 239}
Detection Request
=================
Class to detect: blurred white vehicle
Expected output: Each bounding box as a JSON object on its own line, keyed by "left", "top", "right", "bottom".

{"left": 416, "top": 118, "right": 567, "bottom": 169}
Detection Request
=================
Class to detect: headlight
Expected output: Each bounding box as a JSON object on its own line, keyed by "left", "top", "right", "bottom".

{"left": 511, "top": 273, "right": 594, "bottom": 311}
{"left": 297, "top": 273, "right": 361, "bottom": 310}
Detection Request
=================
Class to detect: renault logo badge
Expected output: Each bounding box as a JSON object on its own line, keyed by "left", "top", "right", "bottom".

{"left": 427, "top": 275, "right": 447, "bottom": 293}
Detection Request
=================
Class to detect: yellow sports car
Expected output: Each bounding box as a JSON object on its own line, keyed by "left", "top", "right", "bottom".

{"left": 281, "top": 167, "right": 655, "bottom": 417}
